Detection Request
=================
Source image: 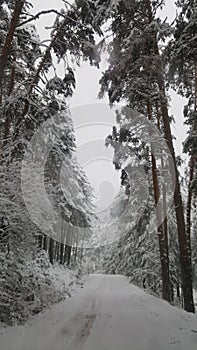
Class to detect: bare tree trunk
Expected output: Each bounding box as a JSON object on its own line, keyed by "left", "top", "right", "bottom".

{"left": 38, "top": 235, "right": 43, "bottom": 250}
{"left": 177, "top": 285, "right": 181, "bottom": 299}
{"left": 55, "top": 241, "right": 60, "bottom": 262}
{"left": 49, "top": 237, "right": 54, "bottom": 264}
{"left": 74, "top": 244, "right": 78, "bottom": 263}
{"left": 64, "top": 244, "right": 72, "bottom": 266}
{"left": 67, "top": 245, "right": 72, "bottom": 266}
{"left": 43, "top": 234, "right": 48, "bottom": 252}
{"left": 60, "top": 243, "right": 65, "bottom": 265}
{"left": 64, "top": 228, "right": 72, "bottom": 266}
{"left": 64, "top": 244, "right": 67, "bottom": 264}
{"left": 60, "top": 215, "right": 65, "bottom": 264}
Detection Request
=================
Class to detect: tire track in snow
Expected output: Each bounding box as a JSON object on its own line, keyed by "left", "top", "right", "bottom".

{"left": 60, "top": 280, "right": 105, "bottom": 350}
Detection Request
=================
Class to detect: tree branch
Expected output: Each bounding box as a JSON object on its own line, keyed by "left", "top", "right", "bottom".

{"left": 0, "top": 0, "right": 25, "bottom": 93}
{"left": 17, "top": 8, "right": 87, "bottom": 31}
{"left": 16, "top": 9, "right": 66, "bottom": 28}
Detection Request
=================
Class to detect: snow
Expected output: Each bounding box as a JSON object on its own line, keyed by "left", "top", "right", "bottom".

{"left": 0, "top": 250, "right": 84, "bottom": 326}
{"left": 194, "top": 290, "right": 197, "bottom": 307}
{"left": 0, "top": 274, "right": 196, "bottom": 350}
{"left": 17, "top": 23, "right": 40, "bottom": 45}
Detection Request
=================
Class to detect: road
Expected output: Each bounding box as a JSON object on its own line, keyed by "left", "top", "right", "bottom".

{"left": 0, "top": 274, "right": 197, "bottom": 350}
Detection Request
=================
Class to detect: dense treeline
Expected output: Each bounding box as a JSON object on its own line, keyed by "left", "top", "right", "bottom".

{"left": 0, "top": 0, "right": 97, "bottom": 257}
{"left": 0, "top": 0, "right": 97, "bottom": 324}
{"left": 0, "top": 0, "right": 196, "bottom": 324}
{"left": 69, "top": 0, "right": 197, "bottom": 312}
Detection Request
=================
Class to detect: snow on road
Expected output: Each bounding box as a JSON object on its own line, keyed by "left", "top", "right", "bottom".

{"left": 0, "top": 274, "right": 197, "bottom": 350}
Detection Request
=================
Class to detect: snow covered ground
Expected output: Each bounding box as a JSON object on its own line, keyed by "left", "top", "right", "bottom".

{"left": 0, "top": 274, "right": 197, "bottom": 350}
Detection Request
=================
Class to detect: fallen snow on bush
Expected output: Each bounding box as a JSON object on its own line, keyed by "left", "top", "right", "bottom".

{"left": 0, "top": 250, "right": 84, "bottom": 326}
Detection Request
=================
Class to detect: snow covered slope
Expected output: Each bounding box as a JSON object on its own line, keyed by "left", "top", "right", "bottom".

{"left": 0, "top": 274, "right": 197, "bottom": 350}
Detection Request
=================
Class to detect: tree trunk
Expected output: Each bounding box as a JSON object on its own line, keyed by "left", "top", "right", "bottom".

{"left": 171, "top": 285, "right": 174, "bottom": 302}
{"left": 147, "top": 100, "right": 171, "bottom": 302}
{"left": 0, "top": 0, "right": 25, "bottom": 93}
{"left": 64, "top": 244, "right": 72, "bottom": 266}
{"left": 186, "top": 156, "right": 194, "bottom": 249}
{"left": 74, "top": 244, "right": 78, "bottom": 263}
{"left": 60, "top": 243, "right": 64, "bottom": 265}
{"left": 186, "top": 62, "right": 197, "bottom": 255}
{"left": 43, "top": 234, "right": 48, "bottom": 252}
{"left": 146, "top": 0, "right": 195, "bottom": 313}
{"left": 67, "top": 245, "right": 72, "bottom": 266}
{"left": 13, "top": 15, "right": 67, "bottom": 134}
{"left": 64, "top": 228, "right": 73, "bottom": 266}
{"left": 38, "top": 235, "right": 43, "bottom": 250}
{"left": 151, "top": 151, "right": 171, "bottom": 302}
{"left": 159, "top": 86, "right": 194, "bottom": 312}
{"left": 64, "top": 244, "right": 68, "bottom": 264}
{"left": 160, "top": 136, "right": 171, "bottom": 298}
{"left": 49, "top": 237, "right": 54, "bottom": 264}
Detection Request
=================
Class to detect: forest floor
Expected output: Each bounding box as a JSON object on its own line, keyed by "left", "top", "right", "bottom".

{"left": 0, "top": 274, "right": 197, "bottom": 350}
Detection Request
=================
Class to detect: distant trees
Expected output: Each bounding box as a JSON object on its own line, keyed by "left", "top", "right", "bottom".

{"left": 102, "top": 191, "right": 162, "bottom": 295}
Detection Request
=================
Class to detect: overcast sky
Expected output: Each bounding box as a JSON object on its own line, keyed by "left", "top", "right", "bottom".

{"left": 31, "top": 0, "right": 188, "bottom": 212}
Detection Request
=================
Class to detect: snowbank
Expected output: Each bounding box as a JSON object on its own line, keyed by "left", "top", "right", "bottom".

{"left": 0, "top": 251, "right": 84, "bottom": 326}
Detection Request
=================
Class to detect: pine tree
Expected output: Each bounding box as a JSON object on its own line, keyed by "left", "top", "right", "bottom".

{"left": 0, "top": 0, "right": 25, "bottom": 94}
{"left": 165, "top": 0, "right": 197, "bottom": 276}
{"left": 74, "top": 0, "right": 195, "bottom": 312}
{"left": 105, "top": 105, "right": 172, "bottom": 300}
{"left": 0, "top": 1, "right": 97, "bottom": 323}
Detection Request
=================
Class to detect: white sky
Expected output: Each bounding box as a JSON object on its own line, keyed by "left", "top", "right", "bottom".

{"left": 30, "top": 0, "right": 188, "bottom": 210}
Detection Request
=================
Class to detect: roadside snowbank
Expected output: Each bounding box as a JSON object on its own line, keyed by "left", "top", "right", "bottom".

{"left": 0, "top": 275, "right": 196, "bottom": 350}
{"left": 0, "top": 250, "right": 84, "bottom": 326}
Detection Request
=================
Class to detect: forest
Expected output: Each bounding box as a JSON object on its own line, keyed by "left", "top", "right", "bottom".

{"left": 0, "top": 0, "right": 197, "bottom": 343}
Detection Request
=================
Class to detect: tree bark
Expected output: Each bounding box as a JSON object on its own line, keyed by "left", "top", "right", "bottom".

{"left": 60, "top": 243, "right": 65, "bottom": 265}
{"left": 67, "top": 245, "right": 72, "bottom": 266}
{"left": 64, "top": 244, "right": 72, "bottom": 266}
{"left": 43, "top": 234, "right": 48, "bottom": 252}
{"left": 146, "top": 0, "right": 195, "bottom": 313}
{"left": 186, "top": 62, "right": 197, "bottom": 254}
{"left": 186, "top": 156, "right": 194, "bottom": 250}
{"left": 38, "top": 235, "right": 43, "bottom": 250}
{"left": 0, "top": 0, "right": 25, "bottom": 93}
{"left": 158, "top": 82, "right": 194, "bottom": 313}
{"left": 147, "top": 100, "right": 171, "bottom": 302}
{"left": 74, "top": 244, "right": 78, "bottom": 263}
{"left": 49, "top": 237, "right": 54, "bottom": 264}
{"left": 54, "top": 241, "right": 59, "bottom": 262}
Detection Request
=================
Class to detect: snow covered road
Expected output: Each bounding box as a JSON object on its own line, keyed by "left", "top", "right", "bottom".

{"left": 1, "top": 274, "right": 197, "bottom": 350}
